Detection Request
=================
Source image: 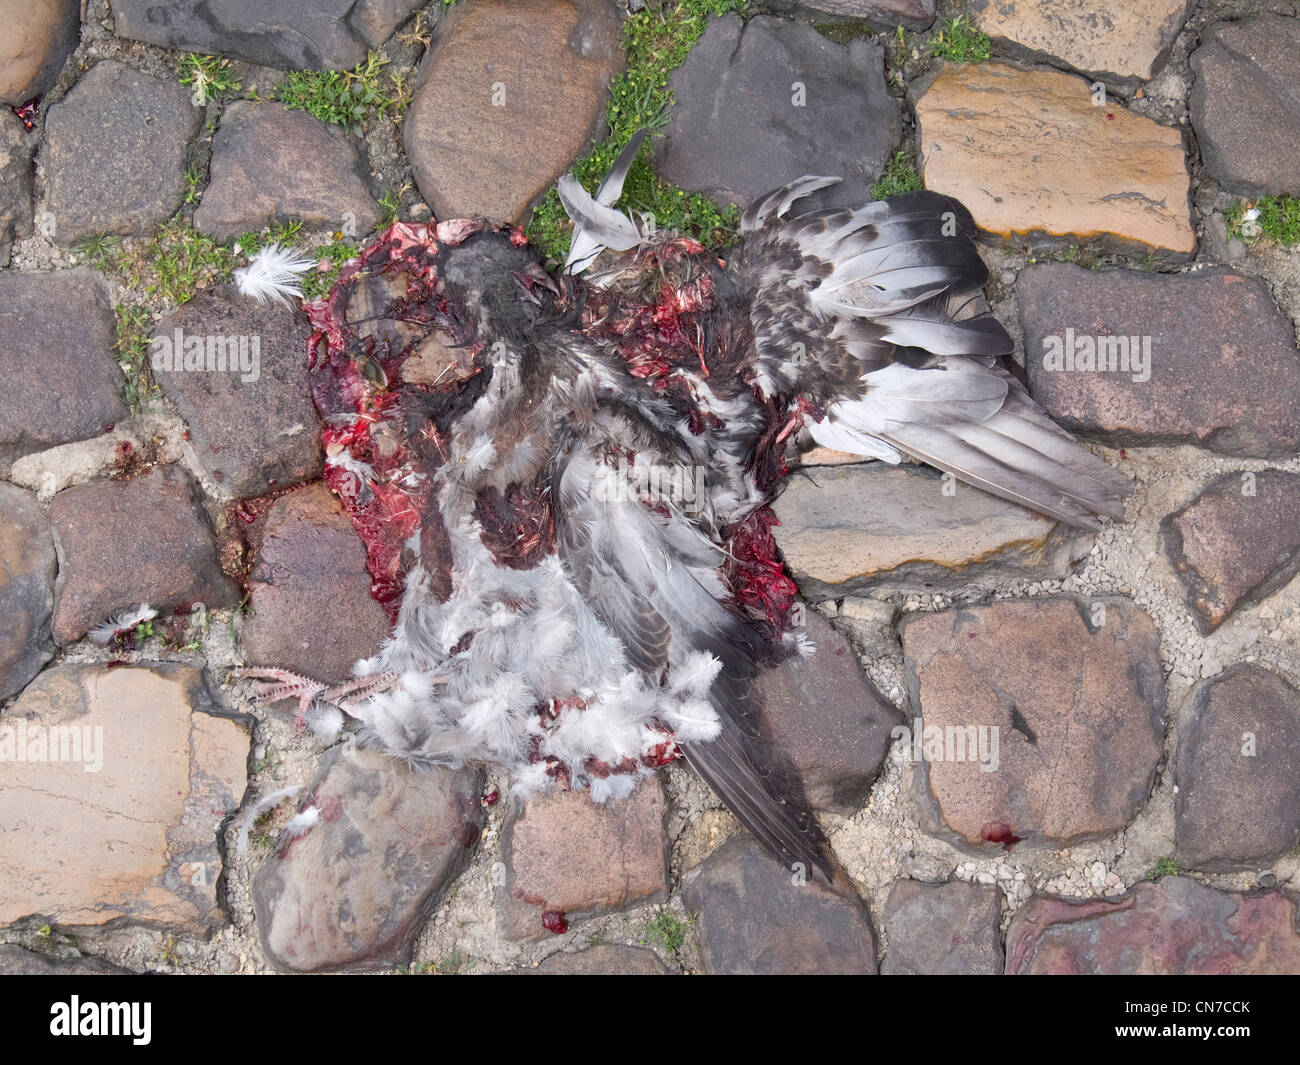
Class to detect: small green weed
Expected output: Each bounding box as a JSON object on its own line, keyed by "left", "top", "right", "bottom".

{"left": 930, "top": 15, "right": 992, "bottom": 63}
{"left": 300, "top": 239, "right": 359, "bottom": 301}
{"left": 131, "top": 219, "right": 236, "bottom": 305}
{"left": 1060, "top": 242, "right": 1104, "bottom": 269}
{"left": 277, "top": 51, "right": 398, "bottom": 129}
{"left": 74, "top": 232, "right": 125, "bottom": 271}
{"left": 1148, "top": 856, "right": 1181, "bottom": 879}
{"left": 871, "top": 149, "right": 923, "bottom": 199}
{"left": 113, "top": 304, "right": 154, "bottom": 409}
{"left": 184, "top": 165, "right": 205, "bottom": 206}
{"left": 377, "top": 189, "right": 402, "bottom": 225}
{"left": 1227, "top": 195, "right": 1300, "bottom": 246}
{"left": 233, "top": 220, "right": 305, "bottom": 258}
{"left": 178, "top": 54, "right": 241, "bottom": 106}
{"left": 644, "top": 910, "right": 691, "bottom": 953}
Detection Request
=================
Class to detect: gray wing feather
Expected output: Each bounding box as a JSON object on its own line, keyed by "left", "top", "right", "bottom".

{"left": 733, "top": 185, "right": 1130, "bottom": 527}
{"left": 594, "top": 128, "right": 648, "bottom": 206}
{"left": 557, "top": 176, "right": 642, "bottom": 251}
{"left": 561, "top": 131, "right": 650, "bottom": 273}
{"left": 740, "top": 175, "right": 842, "bottom": 232}
{"left": 555, "top": 446, "right": 833, "bottom": 880}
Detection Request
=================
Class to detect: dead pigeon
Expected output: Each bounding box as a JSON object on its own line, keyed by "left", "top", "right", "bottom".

{"left": 239, "top": 138, "right": 1128, "bottom": 884}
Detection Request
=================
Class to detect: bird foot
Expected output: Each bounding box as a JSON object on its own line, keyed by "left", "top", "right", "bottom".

{"left": 231, "top": 667, "right": 402, "bottom": 731}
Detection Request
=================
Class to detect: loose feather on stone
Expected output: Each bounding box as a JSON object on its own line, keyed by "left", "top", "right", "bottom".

{"left": 559, "top": 130, "right": 650, "bottom": 273}
{"left": 88, "top": 603, "right": 157, "bottom": 646}
{"left": 235, "top": 244, "right": 316, "bottom": 305}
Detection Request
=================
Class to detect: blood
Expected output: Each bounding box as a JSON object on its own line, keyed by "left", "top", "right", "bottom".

{"left": 473, "top": 481, "right": 556, "bottom": 570}
{"left": 297, "top": 222, "right": 511, "bottom": 622}
{"left": 11, "top": 98, "right": 37, "bottom": 132}
{"left": 726, "top": 506, "right": 799, "bottom": 635}
{"left": 980, "top": 822, "right": 1023, "bottom": 849}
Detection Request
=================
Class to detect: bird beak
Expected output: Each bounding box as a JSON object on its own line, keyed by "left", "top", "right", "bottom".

{"left": 513, "top": 262, "right": 560, "bottom": 300}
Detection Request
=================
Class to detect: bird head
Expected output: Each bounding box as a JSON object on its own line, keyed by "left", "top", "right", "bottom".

{"left": 433, "top": 227, "right": 563, "bottom": 344}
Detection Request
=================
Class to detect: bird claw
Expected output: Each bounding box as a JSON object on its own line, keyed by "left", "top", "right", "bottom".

{"left": 231, "top": 667, "right": 330, "bottom": 731}
{"left": 323, "top": 671, "right": 403, "bottom": 713}
{"left": 231, "top": 667, "right": 402, "bottom": 732}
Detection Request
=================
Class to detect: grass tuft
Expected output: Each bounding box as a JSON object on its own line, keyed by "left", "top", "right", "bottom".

{"left": 930, "top": 15, "right": 992, "bottom": 64}
{"left": 130, "top": 219, "right": 237, "bottom": 306}
{"left": 80, "top": 218, "right": 324, "bottom": 310}
{"left": 871, "top": 149, "right": 923, "bottom": 199}
{"left": 178, "top": 53, "right": 241, "bottom": 106}
{"left": 1227, "top": 195, "right": 1300, "bottom": 247}
{"left": 299, "top": 239, "right": 361, "bottom": 301}
{"left": 276, "top": 51, "right": 401, "bottom": 130}
{"left": 75, "top": 232, "right": 124, "bottom": 272}
{"left": 112, "top": 304, "right": 154, "bottom": 409}
{"left": 525, "top": 0, "right": 748, "bottom": 265}
{"left": 644, "top": 910, "right": 691, "bottom": 953}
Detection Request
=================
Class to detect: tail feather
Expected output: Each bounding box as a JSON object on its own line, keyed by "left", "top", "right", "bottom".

{"left": 683, "top": 675, "right": 835, "bottom": 883}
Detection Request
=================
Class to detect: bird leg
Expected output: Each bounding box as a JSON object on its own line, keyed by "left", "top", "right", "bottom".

{"left": 231, "top": 667, "right": 406, "bottom": 731}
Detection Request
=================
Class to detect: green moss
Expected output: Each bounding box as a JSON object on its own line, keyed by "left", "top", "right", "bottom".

{"left": 1227, "top": 195, "right": 1300, "bottom": 247}
{"left": 929, "top": 15, "right": 992, "bottom": 64}
{"left": 1148, "top": 856, "right": 1181, "bottom": 879}
{"left": 525, "top": 0, "right": 749, "bottom": 265}
{"left": 813, "top": 22, "right": 875, "bottom": 46}
{"left": 871, "top": 149, "right": 923, "bottom": 199}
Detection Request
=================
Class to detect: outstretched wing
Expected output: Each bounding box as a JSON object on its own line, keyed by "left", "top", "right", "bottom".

{"left": 733, "top": 185, "right": 1130, "bottom": 528}
{"left": 554, "top": 441, "right": 834, "bottom": 881}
